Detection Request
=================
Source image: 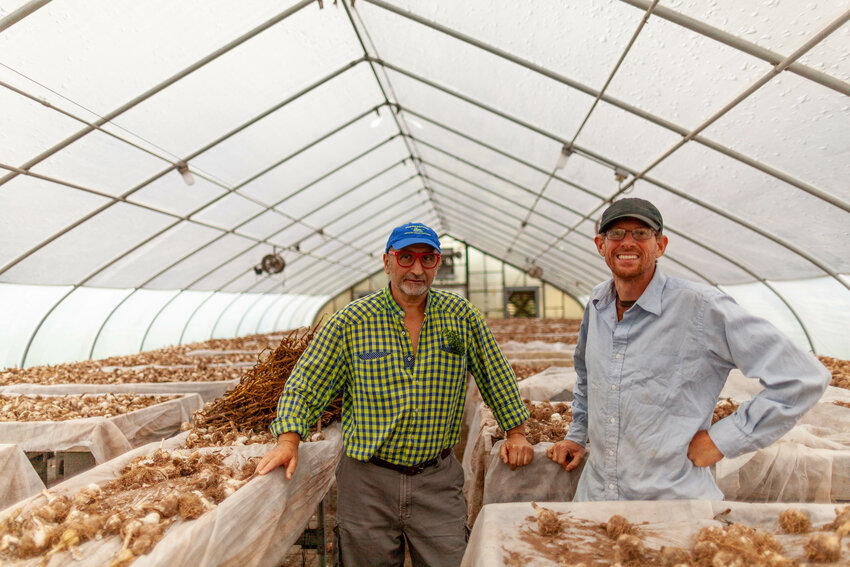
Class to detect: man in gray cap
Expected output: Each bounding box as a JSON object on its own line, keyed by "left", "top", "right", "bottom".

{"left": 547, "top": 198, "right": 830, "bottom": 501}
{"left": 258, "top": 222, "right": 533, "bottom": 566}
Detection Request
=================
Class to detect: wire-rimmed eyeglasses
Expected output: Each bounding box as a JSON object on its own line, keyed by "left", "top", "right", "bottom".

{"left": 603, "top": 228, "right": 656, "bottom": 241}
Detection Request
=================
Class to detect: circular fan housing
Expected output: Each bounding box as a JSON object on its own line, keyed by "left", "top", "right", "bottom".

{"left": 526, "top": 265, "right": 544, "bottom": 279}
{"left": 261, "top": 254, "right": 285, "bottom": 274}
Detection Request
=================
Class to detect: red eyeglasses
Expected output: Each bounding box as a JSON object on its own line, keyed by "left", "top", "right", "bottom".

{"left": 388, "top": 250, "right": 441, "bottom": 269}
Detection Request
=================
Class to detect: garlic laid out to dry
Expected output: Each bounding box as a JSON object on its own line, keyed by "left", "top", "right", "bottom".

{"left": 0, "top": 393, "right": 179, "bottom": 421}
{"left": 0, "top": 449, "right": 259, "bottom": 565}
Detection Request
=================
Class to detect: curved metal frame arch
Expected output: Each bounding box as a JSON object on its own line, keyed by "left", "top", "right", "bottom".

{"left": 263, "top": 183, "right": 426, "bottom": 292}
{"left": 359, "top": 2, "right": 850, "bottom": 212}
{"left": 292, "top": 296, "right": 328, "bottom": 329}
{"left": 143, "top": 161, "right": 422, "bottom": 346}
{"left": 208, "top": 292, "right": 253, "bottom": 341}
{"left": 235, "top": 293, "right": 279, "bottom": 337}
{"left": 279, "top": 201, "right": 439, "bottom": 294}
{"left": 0, "top": 57, "right": 374, "bottom": 281}
{"left": 0, "top": 0, "right": 316, "bottom": 198}
{"left": 366, "top": 61, "right": 850, "bottom": 299}
{"left": 341, "top": 0, "right": 448, "bottom": 231}
{"left": 273, "top": 297, "right": 310, "bottom": 332}
{"left": 255, "top": 295, "right": 292, "bottom": 334}
{"left": 433, "top": 179, "right": 603, "bottom": 286}
{"left": 4, "top": 0, "right": 844, "bottom": 363}
{"left": 389, "top": 109, "right": 823, "bottom": 347}
{"left": 87, "top": 125, "right": 406, "bottom": 357}
{"left": 431, "top": 179, "right": 818, "bottom": 351}
{"left": 19, "top": 286, "right": 132, "bottom": 368}
{"left": 280, "top": 200, "right": 437, "bottom": 295}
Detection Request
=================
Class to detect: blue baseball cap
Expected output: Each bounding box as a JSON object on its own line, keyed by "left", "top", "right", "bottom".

{"left": 385, "top": 222, "right": 441, "bottom": 253}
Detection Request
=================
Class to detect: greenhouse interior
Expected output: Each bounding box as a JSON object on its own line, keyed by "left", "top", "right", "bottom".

{"left": 1, "top": 0, "right": 849, "bottom": 565}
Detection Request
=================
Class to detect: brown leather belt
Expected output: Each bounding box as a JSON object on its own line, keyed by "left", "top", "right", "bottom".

{"left": 369, "top": 447, "right": 453, "bottom": 475}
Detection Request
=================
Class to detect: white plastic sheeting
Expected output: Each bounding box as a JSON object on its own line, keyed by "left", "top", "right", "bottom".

{"left": 462, "top": 500, "right": 847, "bottom": 567}
{"left": 0, "top": 425, "right": 343, "bottom": 566}
{"left": 0, "top": 283, "right": 326, "bottom": 368}
{"left": 0, "top": 0, "right": 848, "bottom": 364}
{"left": 0, "top": 381, "right": 237, "bottom": 404}
{"left": 0, "top": 443, "right": 44, "bottom": 511}
{"left": 482, "top": 440, "right": 584, "bottom": 521}
{"left": 716, "top": 394, "right": 850, "bottom": 502}
{"left": 0, "top": 393, "right": 202, "bottom": 462}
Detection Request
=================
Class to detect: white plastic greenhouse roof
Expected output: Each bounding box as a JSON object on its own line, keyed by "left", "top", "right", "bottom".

{"left": 1, "top": 0, "right": 849, "bottom": 367}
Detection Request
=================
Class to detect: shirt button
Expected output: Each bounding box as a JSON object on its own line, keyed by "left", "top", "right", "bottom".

{"left": 610, "top": 417, "right": 615, "bottom": 424}
{"left": 611, "top": 384, "right": 616, "bottom": 390}
{"left": 615, "top": 354, "right": 622, "bottom": 359}
{"left": 609, "top": 450, "right": 614, "bottom": 456}
{"left": 609, "top": 483, "right": 614, "bottom": 490}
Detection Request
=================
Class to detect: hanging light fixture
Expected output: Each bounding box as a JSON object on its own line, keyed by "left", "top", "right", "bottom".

{"left": 176, "top": 161, "right": 195, "bottom": 186}
{"left": 614, "top": 166, "right": 629, "bottom": 183}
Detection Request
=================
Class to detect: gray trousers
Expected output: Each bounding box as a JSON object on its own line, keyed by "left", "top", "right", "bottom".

{"left": 334, "top": 452, "right": 468, "bottom": 567}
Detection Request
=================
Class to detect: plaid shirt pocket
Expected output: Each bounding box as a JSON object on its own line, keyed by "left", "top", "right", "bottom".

{"left": 439, "top": 343, "right": 464, "bottom": 356}
{"left": 357, "top": 350, "right": 391, "bottom": 361}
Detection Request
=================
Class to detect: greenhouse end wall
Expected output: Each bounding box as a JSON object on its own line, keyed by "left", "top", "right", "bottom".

{"left": 0, "top": 283, "right": 326, "bottom": 369}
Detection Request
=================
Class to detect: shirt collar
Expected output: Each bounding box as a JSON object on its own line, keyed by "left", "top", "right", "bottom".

{"left": 382, "top": 284, "right": 433, "bottom": 317}
{"left": 592, "top": 266, "right": 666, "bottom": 316}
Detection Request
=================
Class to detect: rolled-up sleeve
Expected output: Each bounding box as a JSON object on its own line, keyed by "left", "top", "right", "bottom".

{"left": 703, "top": 294, "right": 830, "bottom": 458}
{"left": 466, "top": 308, "right": 529, "bottom": 432}
{"left": 270, "top": 316, "right": 349, "bottom": 440}
{"left": 565, "top": 303, "right": 590, "bottom": 446}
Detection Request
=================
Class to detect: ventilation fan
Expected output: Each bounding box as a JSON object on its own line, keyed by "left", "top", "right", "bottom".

{"left": 526, "top": 265, "right": 544, "bottom": 279}
{"left": 261, "top": 253, "right": 285, "bottom": 274}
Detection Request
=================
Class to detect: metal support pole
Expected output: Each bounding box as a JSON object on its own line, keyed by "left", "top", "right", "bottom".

{"left": 0, "top": 0, "right": 51, "bottom": 33}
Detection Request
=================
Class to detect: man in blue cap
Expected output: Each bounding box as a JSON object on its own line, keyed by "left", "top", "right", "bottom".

{"left": 547, "top": 198, "right": 830, "bottom": 501}
{"left": 258, "top": 222, "right": 532, "bottom": 567}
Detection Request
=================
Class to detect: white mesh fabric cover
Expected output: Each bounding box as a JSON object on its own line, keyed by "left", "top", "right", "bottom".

{"left": 462, "top": 500, "right": 845, "bottom": 567}
{"left": 0, "top": 425, "right": 342, "bottom": 566}
{"left": 0, "top": 444, "right": 45, "bottom": 512}
{"left": 716, "top": 402, "right": 850, "bottom": 502}
{"left": 0, "top": 380, "right": 239, "bottom": 404}
{"left": 483, "top": 440, "right": 584, "bottom": 510}
{"left": 462, "top": 399, "right": 583, "bottom": 527}
{"left": 517, "top": 367, "right": 577, "bottom": 402}
{"left": 461, "top": 402, "right": 501, "bottom": 527}
{"left": 0, "top": 393, "right": 203, "bottom": 463}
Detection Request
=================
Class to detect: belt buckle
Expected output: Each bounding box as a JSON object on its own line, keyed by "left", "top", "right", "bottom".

{"left": 410, "top": 463, "right": 426, "bottom": 475}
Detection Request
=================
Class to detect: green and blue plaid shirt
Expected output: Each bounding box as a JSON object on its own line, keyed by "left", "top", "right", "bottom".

{"left": 270, "top": 285, "right": 529, "bottom": 466}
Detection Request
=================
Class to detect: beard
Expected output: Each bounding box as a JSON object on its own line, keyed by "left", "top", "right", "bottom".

{"left": 399, "top": 278, "right": 429, "bottom": 297}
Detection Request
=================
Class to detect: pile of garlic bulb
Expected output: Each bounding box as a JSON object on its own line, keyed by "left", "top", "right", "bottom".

{"left": 0, "top": 393, "right": 179, "bottom": 421}
{"left": 0, "top": 448, "right": 258, "bottom": 565}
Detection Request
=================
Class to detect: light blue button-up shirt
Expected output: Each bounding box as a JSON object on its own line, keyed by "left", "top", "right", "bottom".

{"left": 566, "top": 268, "right": 830, "bottom": 501}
